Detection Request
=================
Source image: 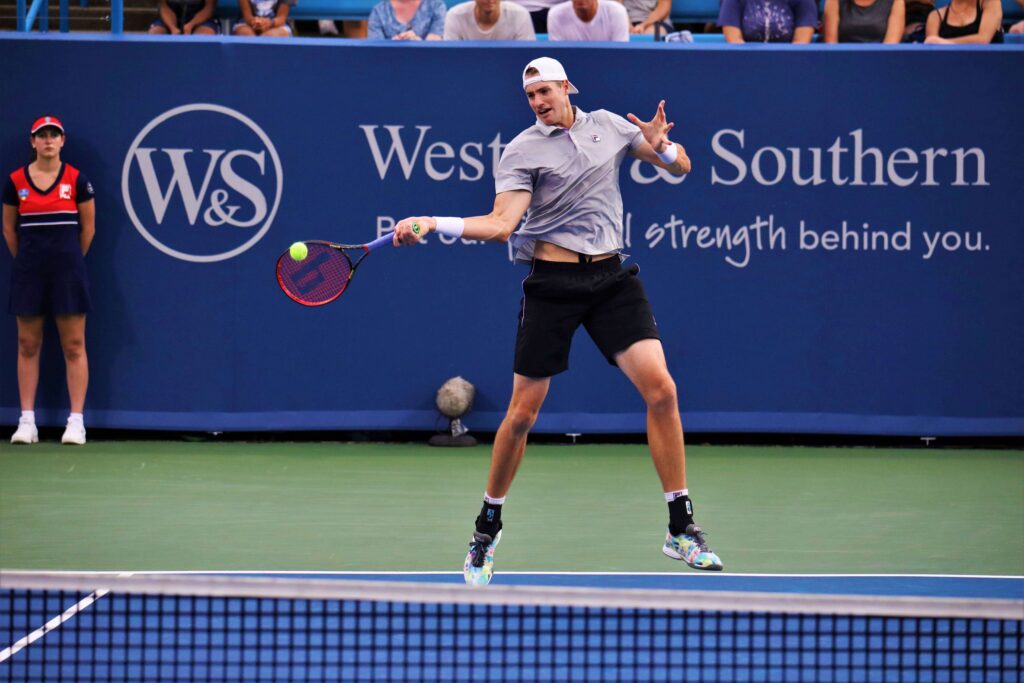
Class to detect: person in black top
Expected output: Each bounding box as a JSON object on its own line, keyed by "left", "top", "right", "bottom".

{"left": 925, "top": 0, "right": 1003, "bottom": 42}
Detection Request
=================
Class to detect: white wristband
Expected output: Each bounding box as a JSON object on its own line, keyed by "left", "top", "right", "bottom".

{"left": 433, "top": 216, "right": 465, "bottom": 238}
{"left": 656, "top": 144, "right": 678, "bottom": 164}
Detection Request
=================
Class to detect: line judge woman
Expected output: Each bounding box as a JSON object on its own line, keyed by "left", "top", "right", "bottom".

{"left": 3, "top": 116, "right": 95, "bottom": 445}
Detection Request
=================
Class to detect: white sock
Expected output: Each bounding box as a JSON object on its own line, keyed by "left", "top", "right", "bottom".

{"left": 68, "top": 412, "right": 84, "bottom": 425}
{"left": 483, "top": 492, "right": 506, "bottom": 505}
{"left": 21, "top": 410, "right": 35, "bottom": 424}
{"left": 664, "top": 488, "right": 688, "bottom": 502}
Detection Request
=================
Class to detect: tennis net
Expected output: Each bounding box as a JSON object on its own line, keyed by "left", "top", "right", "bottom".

{"left": 1, "top": 571, "right": 1021, "bottom": 682}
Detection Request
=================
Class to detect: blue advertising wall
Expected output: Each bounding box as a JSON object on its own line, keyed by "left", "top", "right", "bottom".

{"left": 1, "top": 35, "right": 1022, "bottom": 436}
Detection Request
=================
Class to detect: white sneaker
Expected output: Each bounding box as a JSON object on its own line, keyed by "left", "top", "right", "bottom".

{"left": 61, "top": 420, "right": 86, "bottom": 445}
{"left": 10, "top": 419, "right": 38, "bottom": 444}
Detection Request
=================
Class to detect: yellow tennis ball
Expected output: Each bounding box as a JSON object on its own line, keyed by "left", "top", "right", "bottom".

{"left": 289, "top": 242, "right": 308, "bottom": 261}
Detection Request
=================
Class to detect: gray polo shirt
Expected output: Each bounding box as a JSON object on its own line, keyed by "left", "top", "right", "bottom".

{"left": 495, "top": 107, "right": 643, "bottom": 263}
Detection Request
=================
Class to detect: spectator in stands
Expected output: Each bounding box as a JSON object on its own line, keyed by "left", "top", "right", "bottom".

{"left": 444, "top": 0, "right": 537, "bottom": 38}
{"left": 3, "top": 116, "right": 94, "bottom": 446}
{"left": 924, "top": 0, "right": 1003, "bottom": 41}
{"left": 233, "top": 0, "right": 293, "bottom": 35}
{"left": 718, "top": 0, "right": 818, "bottom": 41}
{"left": 513, "top": 0, "right": 563, "bottom": 35}
{"left": 320, "top": 19, "right": 370, "bottom": 36}
{"left": 547, "top": 0, "right": 631, "bottom": 40}
{"left": 902, "top": 0, "right": 933, "bottom": 40}
{"left": 625, "top": 0, "right": 673, "bottom": 34}
{"left": 823, "top": 0, "right": 905, "bottom": 41}
{"left": 368, "top": 0, "right": 447, "bottom": 38}
{"left": 149, "top": 0, "right": 219, "bottom": 34}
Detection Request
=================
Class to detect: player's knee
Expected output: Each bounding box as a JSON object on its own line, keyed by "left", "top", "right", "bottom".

{"left": 504, "top": 407, "right": 540, "bottom": 437}
{"left": 644, "top": 376, "right": 678, "bottom": 413}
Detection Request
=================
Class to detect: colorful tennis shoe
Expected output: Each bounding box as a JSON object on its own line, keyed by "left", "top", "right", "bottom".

{"left": 663, "top": 524, "right": 723, "bottom": 571}
{"left": 463, "top": 529, "right": 501, "bottom": 586}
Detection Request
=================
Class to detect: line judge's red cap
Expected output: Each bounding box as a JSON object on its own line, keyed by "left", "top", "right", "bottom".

{"left": 31, "top": 116, "right": 64, "bottom": 135}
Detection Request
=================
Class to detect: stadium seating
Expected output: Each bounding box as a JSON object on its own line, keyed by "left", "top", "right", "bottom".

{"left": 213, "top": 0, "right": 1021, "bottom": 30}
{"left": 217, "top": 0, "right": 376, "bottom": 21}
{"left": 669, "top": 0, "right": 720, "bottom": 23}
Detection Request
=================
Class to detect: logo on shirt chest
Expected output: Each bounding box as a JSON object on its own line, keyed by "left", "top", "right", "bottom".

{"left": 18, "top": 189, "right": 29, "bottom": 202}
{"left": 591, "top": 134, "right": 601, "bottom": 143}
{"left": 59, "top": 183, "right": 73, "bottom": 200}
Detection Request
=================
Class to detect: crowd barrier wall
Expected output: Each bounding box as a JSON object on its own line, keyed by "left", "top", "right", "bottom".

{"left": 1, "top": 35, "right": 1021, "bottom": 436}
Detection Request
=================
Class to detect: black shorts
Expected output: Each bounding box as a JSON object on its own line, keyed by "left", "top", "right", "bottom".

{"left": 514, "top": 258, "right": 660, "bottom": 378}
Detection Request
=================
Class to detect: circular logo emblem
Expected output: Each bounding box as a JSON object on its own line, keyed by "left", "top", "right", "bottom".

{"left": 122, "top": 103, "right": 283, "bottom": 263}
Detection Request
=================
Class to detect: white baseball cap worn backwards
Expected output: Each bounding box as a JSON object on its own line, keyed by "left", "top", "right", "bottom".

{"left": 522, "top": 57, "right": 579, "bottom": 95}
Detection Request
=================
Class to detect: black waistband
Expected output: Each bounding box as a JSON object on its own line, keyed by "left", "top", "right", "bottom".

{"left": 531, "top": 256, "right": 622, "bottom": 273}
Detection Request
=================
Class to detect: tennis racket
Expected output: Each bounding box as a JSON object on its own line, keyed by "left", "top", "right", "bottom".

{"left": 276, "top": 233, "right": 394, "bottom": 306}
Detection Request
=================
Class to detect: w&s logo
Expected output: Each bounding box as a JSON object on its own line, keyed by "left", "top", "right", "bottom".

{"left": 122, "top": 104, "right": 283, "bottom": 263}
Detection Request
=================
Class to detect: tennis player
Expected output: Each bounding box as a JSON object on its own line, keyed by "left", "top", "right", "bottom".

{"left": 393, "top": 56, "right": 723, "bottom": 585}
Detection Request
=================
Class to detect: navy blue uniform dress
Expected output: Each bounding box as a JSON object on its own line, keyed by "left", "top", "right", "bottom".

{"left": 4, "top": 162, "right": 94, "bottom": 315}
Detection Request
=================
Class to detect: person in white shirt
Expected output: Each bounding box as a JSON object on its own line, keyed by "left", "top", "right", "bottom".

{"left": 444, "top": 0, "right": 537, "bottom": 39}
{"left": 547, "top": 0, "right": 630, "bottom": 40}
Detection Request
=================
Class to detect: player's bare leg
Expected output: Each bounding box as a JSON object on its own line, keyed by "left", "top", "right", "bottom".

{"left": 615, "top": 339, "right": 685, "bottom": 490}
{"left": 616, "top": 339, "right": 723, "bottom": 570}
{"left": 487, "top": 374, "right": 551, "bottom": 497}
{"left": 465, "top": 374, "right": 550, "bottom": 586}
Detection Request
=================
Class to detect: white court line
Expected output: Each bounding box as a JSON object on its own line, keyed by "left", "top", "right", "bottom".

{"left": 27, "top": 570, "right": 1024, "bottom": 580}
{"left": 0, "top": 572, "right": 132, "bottom": 664}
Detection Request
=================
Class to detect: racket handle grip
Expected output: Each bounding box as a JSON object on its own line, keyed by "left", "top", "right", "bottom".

{"left": 367, "top": 232, "right": 395, "bottom": 251}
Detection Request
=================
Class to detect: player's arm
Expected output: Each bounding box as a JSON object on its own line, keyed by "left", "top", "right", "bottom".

{"left": 2, "top": 204, "right": 18, "bottom": 257}
{"left": 626, "top": 101, "right": 691, "bottom": 176}
{"left": 78, "top": 198, "right": 95, "bottom": 256}
{"left": 393, "top": 190, "right": 533, "bottom": 246}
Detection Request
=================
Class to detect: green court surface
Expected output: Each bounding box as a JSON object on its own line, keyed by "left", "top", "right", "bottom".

{"left": 1, "top": 442, "right": 1021, "bottom": 575}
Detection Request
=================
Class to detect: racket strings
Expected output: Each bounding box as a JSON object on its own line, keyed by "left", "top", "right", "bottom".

{"left": 277, "top": 243, "right": 353, "bottom": 305}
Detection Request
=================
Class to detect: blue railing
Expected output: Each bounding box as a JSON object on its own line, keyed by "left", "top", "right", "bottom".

{"left": 17, "top": 0, "right": 122, "bottom": 33}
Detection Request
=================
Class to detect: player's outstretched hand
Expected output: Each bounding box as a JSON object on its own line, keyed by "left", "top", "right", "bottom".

{"left": 394, "top": 216, "right": 436, "bottom": 246}
{"left": 627, "top": 100, "right": 675, "bottom": 153}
